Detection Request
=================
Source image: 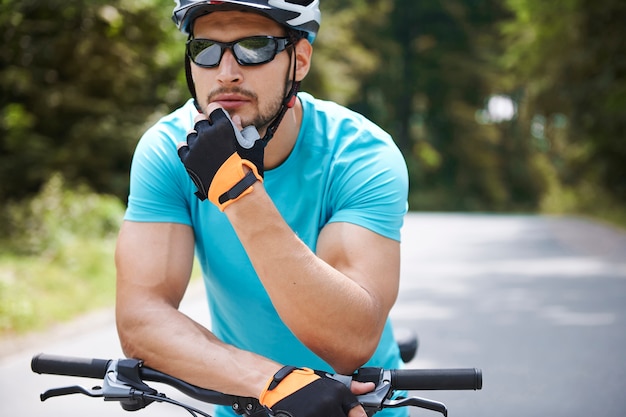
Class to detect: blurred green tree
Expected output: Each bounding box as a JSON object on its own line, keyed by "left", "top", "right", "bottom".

{"left": 3, "top": 0, "right": 622, "bottom": 220}
{"left": 0, "top": 0, "right": 186, "bottom": 202}
{"left": 502, "top": 0, "right": 626, "bottom": 210}
{"left": 309, "top": 0, "right": 543, "bottom": 211}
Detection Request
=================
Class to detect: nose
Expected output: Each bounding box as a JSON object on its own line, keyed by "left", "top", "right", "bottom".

{"left": 216, "top": 48, "right": 243, "bottom": 85}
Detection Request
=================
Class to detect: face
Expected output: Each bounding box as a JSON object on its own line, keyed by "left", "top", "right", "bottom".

{"left": 191, "top": 11, "right": 297, "bottom": 131}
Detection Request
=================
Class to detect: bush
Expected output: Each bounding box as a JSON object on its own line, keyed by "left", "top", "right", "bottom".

{"left": 0, "top": 175, "right": 125, "bottom": 335}
{"left": 1, "top": 173, "right": 123, "bottom": 256}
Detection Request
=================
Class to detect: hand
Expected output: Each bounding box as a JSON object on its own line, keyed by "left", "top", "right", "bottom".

{"left": 259, "top": 366, "right": 368, "bottom": 417}
{"left": 177, "top": 107, "right": 263, "bottom": 210}
{"left": 349, "top": 381, "right": 375, "bottom": 417}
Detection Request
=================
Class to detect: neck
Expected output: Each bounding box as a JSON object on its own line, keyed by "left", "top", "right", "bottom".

{"left": 263, "top": 97, "right": 302, "bottom": 170}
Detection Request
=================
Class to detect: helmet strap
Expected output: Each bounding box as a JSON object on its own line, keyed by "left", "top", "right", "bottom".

{"left": 260, "top": 53, "right": 300, "bottom": 147}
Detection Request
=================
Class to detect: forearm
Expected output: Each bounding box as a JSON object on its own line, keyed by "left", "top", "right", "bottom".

{"left": 225, "top": 184, "right": 396, "bottom": 373}
{"left": 115, "top": 221, "right": 280, "bottom": 397}
{"left": 116, "top": 298, "right": 280, "bottom": 398}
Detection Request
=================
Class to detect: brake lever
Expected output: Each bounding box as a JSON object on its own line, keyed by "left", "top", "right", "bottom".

{"left": 383, "top": 396, "right": 448, "bottom": 417}
{"left": 340, "top": 368, "right": 449, "bottom": 417}
{"left": 101, "top": 359, "right": 159, "bottom": 411}
{"left": 39, "top": 359, "right": 160, "bottom": 412}
{"left": 38, "top": 373, "right": 148, "bottom": 407}
{"left": 40, "top": 385, "right": 103, "bottom": 401}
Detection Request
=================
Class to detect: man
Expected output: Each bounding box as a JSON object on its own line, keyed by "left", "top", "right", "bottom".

{"left": 115, "top": 1, "right": 409, "bottom": 417}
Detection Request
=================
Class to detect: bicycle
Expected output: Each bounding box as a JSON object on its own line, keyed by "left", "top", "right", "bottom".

{"left": 31, "top": 350, "right": 482, "bottom": 417}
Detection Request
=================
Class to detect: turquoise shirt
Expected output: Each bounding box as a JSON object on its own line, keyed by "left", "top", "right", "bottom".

{"left": 125, "top": 93, "right": 409, "bottom": 416}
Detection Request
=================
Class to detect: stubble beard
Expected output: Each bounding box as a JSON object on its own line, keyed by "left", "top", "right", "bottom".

{"left": 249, "top": 91, "right": 284, "bottom": 134}
{"left": 206, "top": 86, "right": 284, "bottom": 134}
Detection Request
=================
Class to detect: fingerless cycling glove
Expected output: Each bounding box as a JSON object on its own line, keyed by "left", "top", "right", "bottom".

{"left": 259, "top": 366, "right": 360, "bottom": 417}
{"left": 177, "top": 108, "right": 263, "bottom": 211}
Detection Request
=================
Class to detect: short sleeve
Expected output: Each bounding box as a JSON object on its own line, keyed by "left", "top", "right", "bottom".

{"left": 124, "top": 107, "right": 196, "bottom": 225}
{"left": 327, "top": 121, "right": 409, "bottom": 242}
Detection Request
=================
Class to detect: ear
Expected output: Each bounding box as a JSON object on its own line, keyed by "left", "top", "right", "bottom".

{"left": 293, "top": 38, "right": 313, "bottom": 82}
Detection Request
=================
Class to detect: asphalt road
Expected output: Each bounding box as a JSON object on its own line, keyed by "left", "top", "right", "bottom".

{"left": 1, "top": 213, "right": 625, "bottom": 417}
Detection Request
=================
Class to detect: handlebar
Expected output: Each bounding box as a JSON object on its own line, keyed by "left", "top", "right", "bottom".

{"left": 390, "top": 368, "right": 482, "bottom": 391}
{"left": 32, "top": 353, "right": 482, "bottom": 417}
{"left": 31, "top": 354, "right": 111, "bottom": 379}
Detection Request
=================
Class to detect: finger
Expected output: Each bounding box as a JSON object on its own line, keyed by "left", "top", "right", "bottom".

{"left": 347, "top": 404, "right": 368, "bottom": 417}
{"left": 186, "top": 129, "right": 199, "bottom": 147}
{"left": 208, "top": 107, "right": 229, "bottom": 124}
{"left": 193, "top": 117, "right": 211, "bottom": 130}
{"left": 232, "top": 114, "right": 243, "bottom": 131}
{"left": 205, "top": 102, "right": 223, "bottom": 115}
{"left": 177, "top": 144, "right": 190, "bottom": 159}
{"left": 349, "top": 381, "right": 375, "bottom": 396}
{"left": 193, "top": 119, "right": 211, "bottom": 136}
{"left": 193, "top": 112, "right": 208, "bottom": 124}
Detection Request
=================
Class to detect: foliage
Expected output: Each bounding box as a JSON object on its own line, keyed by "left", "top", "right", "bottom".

{"left": 501, "top": 0, "right": 626, "bottom": 215}
{"left": 314, "top": 0, "right": 545, "bottom": 211}
{"left": 0, "top": 0, "right": 187, "bottom": 202}
{"left": 0, "top": 173, "right": 123, "bottom": 256}
{"left": 302, "top": 0, "right": 386, "bottom": 105}
{"left": 0, "top": 174, "right": 124, "bottom": 335}
{"left": 1, "top": 0, "right": 624, "bottom": 219}
{"left": 307, "top": 0, "right": 625, "bottom": 217}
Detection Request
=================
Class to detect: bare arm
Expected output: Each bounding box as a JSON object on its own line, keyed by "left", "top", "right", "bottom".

{"left": 224, "top": 183, "right": 401, "bottom": 374}
{"left": 115, "top": 220, "right": 281, "bottom": 397}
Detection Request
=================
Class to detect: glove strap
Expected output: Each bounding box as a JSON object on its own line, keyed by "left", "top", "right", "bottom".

{"left": 259, "top": 367, "right": 320, "bottom": 408}
{"left": 266, "top": 366, "right": 298, "bottom": 391}
{"left": 209, "top": 157, "right": 262, "bottom": 211}
{"left": 218, "top": 170, "right": 258, "bottom": 205}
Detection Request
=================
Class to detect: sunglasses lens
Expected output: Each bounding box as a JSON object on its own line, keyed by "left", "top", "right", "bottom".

{"left": 234, "top": 37, "right": 277, "bottom": 65}
{"left": 189, "top": 40, "right": 222, "bottom": 67}
{"left": 188, "top": 37, "right": 285, "bottom": 67}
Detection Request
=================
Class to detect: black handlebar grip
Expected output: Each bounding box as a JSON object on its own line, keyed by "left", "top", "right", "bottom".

{"left": 31, "top": 353, "right": 111, "bottom": 379}
{"left": 390, "top": 368, "right": 482, "bottom": 391}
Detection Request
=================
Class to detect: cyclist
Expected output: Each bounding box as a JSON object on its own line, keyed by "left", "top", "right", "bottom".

{"left": 115, "top": 1, "right": 409, "bottom": 417}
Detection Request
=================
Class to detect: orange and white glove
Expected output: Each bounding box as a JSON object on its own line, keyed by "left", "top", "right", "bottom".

{"left": 177, "top": 108, "right": 264, "bottom": 211}
{"left": 259, "top": 366, "right": 361, "bottom": 417}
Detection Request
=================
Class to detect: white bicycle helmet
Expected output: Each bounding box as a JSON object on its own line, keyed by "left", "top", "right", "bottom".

{"left": 172, "top": 0, "right": 321, "bottom": 43}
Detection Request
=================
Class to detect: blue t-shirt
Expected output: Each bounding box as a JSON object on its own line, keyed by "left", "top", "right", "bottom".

{"left": 125, "top": 93, "right": 409, "bottom": 416}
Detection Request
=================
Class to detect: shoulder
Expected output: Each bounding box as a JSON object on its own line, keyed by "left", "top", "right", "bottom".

{"left": 298, "top": 92, "right": 399, "bottom": 158}
{"left": 131, "top": 100, "right": 199, "bottom": 178}
{"left": 297, "top": 93, "right": 408, "bottom": 240}
{"left": 299, "top": 92, "right": 388, "bottom": 136}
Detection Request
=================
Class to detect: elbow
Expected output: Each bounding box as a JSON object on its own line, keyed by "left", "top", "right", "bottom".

{"left": 331, "top": 353, "right": 374, "bottom": 376}
{"left": 305, "top": 313, "right": 388, "bottom": 374}
{"left": 115, "top": 306, "right": 148, "bottom": 360}
{"left": 329, "top": 346, "right": 377, "bottom": 375}
{"left": 315, "top": 333, "right": 381, "bottom": 375}
{"left": 118, "top": 328, "right": 140, "bottom": 359}
{"left": 116, "top": 316, "right": 138, "bottom": 359}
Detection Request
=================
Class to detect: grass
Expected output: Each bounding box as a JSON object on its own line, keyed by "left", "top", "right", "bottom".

{"left": 0, "top": 174, "right": 123, "bottom": 337}
{"left": 0, "top": 234, "right": 202, "bottom": 338}
{"left": 0, "top": 236, "right": 117, "bottom": 336}
{"left": 0, "top": 174, "right": 203, "bottom": 339}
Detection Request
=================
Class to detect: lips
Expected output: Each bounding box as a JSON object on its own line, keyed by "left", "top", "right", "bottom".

{"left": 211, "top": 93, "right": 250, "bottom": 110}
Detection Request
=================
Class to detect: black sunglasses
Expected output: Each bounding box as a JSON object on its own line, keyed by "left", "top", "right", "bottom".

{"left": 186, "top": 36, "right": 292, "bottom": 68}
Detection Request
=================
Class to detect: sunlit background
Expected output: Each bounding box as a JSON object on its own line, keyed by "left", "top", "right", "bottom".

{"left": 1, "top": 1, "right": 625, "bottom": 416}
